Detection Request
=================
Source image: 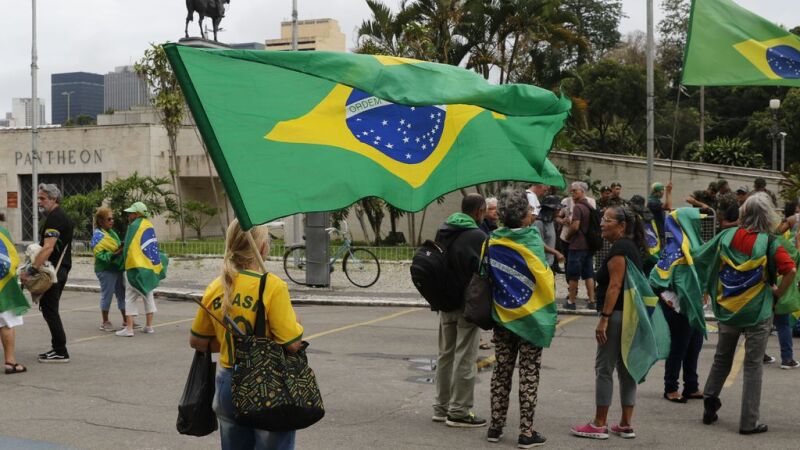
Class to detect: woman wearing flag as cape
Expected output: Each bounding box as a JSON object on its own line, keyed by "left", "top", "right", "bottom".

{"left": 571, "top": 205, "right": 669, "bottom": 440}
{"left": 91, "top": 207, "right": 126, "bottom": 332}
{"left": 694, "top": 193, "right": 796, "bottom": 435}
{"left": 485, "top": 189, "right": 557, "bottom": 448}
{"left": 0, "top": 216, "right": 30, "bottom": 374}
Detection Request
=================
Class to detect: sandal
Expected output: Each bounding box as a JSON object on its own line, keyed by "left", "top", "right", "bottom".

{"left": 663, "top": 392, "right": 687, "bottom": 403}
{"left": 4, "top": 362, "right": 27, "bottom": 374}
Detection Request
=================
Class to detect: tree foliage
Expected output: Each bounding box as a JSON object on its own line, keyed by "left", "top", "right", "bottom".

{"left": 171, "top": 200, "right": 219, "bottom": 240}
{"left": 687, "top": 137, "right": 765, "bottom": 168}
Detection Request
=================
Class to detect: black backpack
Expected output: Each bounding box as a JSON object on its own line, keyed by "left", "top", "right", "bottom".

{"left": 411, "top": 238, "right": 463, "bottom": 312}
{"left": 582, "top": 203, "right": 603, "bottom": 253}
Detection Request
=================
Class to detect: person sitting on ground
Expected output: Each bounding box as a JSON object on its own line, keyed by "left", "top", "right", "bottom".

{"left": 686, "top": 181, "right": 718, "bottom": 212}
{"left": 0, "top": 216, "right": 30, "bottom": 374}
{"left": 485, "top": 188, "right": 556, "bottom": 448}
{"left": 571, "top": 205, "right": 647, "bottom": 440}
{"left": 91, "top": 207, "right": 126, "bottom": 332}
{"left": 190, "top": 220, "right": 303, "bottom": 449}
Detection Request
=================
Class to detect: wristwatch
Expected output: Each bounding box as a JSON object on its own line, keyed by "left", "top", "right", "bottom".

{"left": 600, "top": 311, "right": 612, "bottom": 318}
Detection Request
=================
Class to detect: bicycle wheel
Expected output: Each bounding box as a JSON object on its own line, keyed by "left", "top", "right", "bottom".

{"left": 343, "top": 248, "right": 380, "bottom": 288}
{"left": 283, "top": 246, "right": 308, "bottom": 285}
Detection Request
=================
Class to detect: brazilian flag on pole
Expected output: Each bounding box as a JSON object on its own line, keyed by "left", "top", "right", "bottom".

{"left": 683, "top": 0, "right": 800, "bottom": 86}
{"left": 0, "top": 226, "right": 30, "bottom": 316}
{"left": 124, "top": 217, "right": 167, "bottom": 295}
{"left": 488, "top": 227, "right": 557, "bottom": 348}
{"left": 164, "top": 45, "right": 570, "bottom": 229}
{"left": 648, "top": 208, "right": 707, "bottom": 335}
{"left": 622, "top": 259, "right": 670, "bottom": 384}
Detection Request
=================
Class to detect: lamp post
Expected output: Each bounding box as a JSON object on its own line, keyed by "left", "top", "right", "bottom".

{"left": 62, "top": 91, "right": 74, "bottom": 123}
{"left": 780, "top": 131, "right": 788, "bottom": 172}
{"left": 31, "top": 0, "right": 39, "bottom": 240}
{"left": 770, "top": 99, "right": 780, "bottom": 171}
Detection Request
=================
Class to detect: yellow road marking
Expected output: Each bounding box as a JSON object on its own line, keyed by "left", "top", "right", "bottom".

{"left": 723, "top": 340, "right": 746, "bottom": 388}
{"left": 476, "top": 316, "right": 584, "bottom": 369}
{"left": 70, "top": 318, "right": 195, "bottom": 344}
{"left": 305, "top": 308, "right": 422, "bottom": 341}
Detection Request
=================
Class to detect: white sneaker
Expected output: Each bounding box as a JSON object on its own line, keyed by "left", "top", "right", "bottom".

{"left": 115, "top": 328, "right": 134, "bottom": 337}
{"left": 142, "top": 326, "right": 155, "bottom": 334}
{"left": 99, "top": 322, "right": 114, "bottom": 332}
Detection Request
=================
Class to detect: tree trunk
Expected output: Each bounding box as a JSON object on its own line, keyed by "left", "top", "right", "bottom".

{"left": 407, "top": 211, "right": 417, "bottom": 247}
{"left": 417, "top": 206, "right": 429, "bottom": 245}
{"left": 354, "top": 204, "right": 372, "bottom": 243}
{"left": 168, "top": 131, "right": 186, "bottom": 241}
{"left": 200, "top": 136, "right": 228, "bottom": 236}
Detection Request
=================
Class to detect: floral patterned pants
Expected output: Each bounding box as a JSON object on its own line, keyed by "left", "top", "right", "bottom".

{"left": 489, "top": 327, "right": 543, "bottom": 437}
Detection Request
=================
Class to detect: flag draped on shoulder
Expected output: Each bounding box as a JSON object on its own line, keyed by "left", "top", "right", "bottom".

{"left": 0, "top": 226, "right": 30, "bottom": 316}
{"left": 643, "top": 219, "right": 661, "bottom": 265}
{"left": 124, "top": 218, "right": 167, "bottom": 295}
{"left": 682, "top": 0, "right": 800, "bottom": 86}
{"left": 774, "top": 236, "right": 800, "bottom": 315}
{"left": 164, "top": 44, "right": 571, "bottom": 229}
{"left": 648, "top": 208, "right": 706, "bottom": 334}
{"left": 694, "top": 228, "right": 775, "bottom": 327}
{"left": 488, "top": 228, "right": 557, "bottom": 348}
{"left": 622, "top": 258, "right": 670, "bottom": 384}
{"left": 91, "top": 228, "right": 123, "bottom": 272}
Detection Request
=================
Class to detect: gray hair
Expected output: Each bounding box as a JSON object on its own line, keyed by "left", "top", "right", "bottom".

{"left": 38, "top": 183, "right": 62, "bottom": 203}
{"left": 571, "top": 181, "right": 588, "bottom": 193}
{"left": 485, "top": 197, "right": 498, "bottom": 207}
{"left": 497, "top": 188, "right": 530, "bottom": 228}
{"left": 739, "top": 192, "right": 779, "bottom": 233}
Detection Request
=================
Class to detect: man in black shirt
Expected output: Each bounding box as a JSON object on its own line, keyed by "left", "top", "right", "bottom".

{"left": 686, "top": 181, "right": 718, "bottom": 212}
{"left": 23, "top": 184, "right": 73, "bottom": 363}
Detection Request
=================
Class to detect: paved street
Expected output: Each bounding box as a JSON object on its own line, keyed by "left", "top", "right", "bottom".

{"left": 1, "top": 291, "right": 799, "bottom": 450}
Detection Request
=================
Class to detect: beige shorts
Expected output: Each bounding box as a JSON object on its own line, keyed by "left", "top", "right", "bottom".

{"left": 124, "top": 284, "right": 157, "bottom": 316}
{"left": 0, "top": 310, "right": 24, "bottom": 328}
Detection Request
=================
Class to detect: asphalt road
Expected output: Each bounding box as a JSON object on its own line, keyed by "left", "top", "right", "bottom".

{"left": 0, "top": 292, "right": 798, "bottom": 450}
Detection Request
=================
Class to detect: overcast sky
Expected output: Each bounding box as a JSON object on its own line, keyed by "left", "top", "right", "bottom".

{"left": 1, "top": 0, "right": 797, "bottom": 123}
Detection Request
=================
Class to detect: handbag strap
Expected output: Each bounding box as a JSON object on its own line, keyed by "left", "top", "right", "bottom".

{"left": 54, "top": 243, "right": 68, "bottom": 272}
{"left": 191, "top": 291, "right": 246, "bottom": 337}
{"left": 478, "top": 238, "right": 490, "bottom": 276}
{"left": 254, "top": 273, "right": 269, "bottom": 337}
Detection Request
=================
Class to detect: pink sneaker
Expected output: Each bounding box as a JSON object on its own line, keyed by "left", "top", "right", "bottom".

{"left": 570, "top": 422, "right": 609, "bottom": 440}
{"left": 610, "top": 423, "right": 635, "bottom": 439}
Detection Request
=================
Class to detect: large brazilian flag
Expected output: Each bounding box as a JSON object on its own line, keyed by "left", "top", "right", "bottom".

{"left": 694, "top": 228, "right": 776, "bottom": 327}
{"left": 683, "top": 0, "right": 800, "bottom": 86}
{"left": 124, "top": 218, "right": 167, "bottom": 295}
{"left": 622, "top": 259, "right": 670, "bottom": 384}
{"left": 488, "top": 227, "right": 556, "bottom": 348}
{"left": 648, "top": 208, "right": 707, "bottom": 335}
{"left": 164, "top": 45, "right": 571, "bottom": 229}
{"left": 0, "top": 226, "right": 30, "bottom": 316}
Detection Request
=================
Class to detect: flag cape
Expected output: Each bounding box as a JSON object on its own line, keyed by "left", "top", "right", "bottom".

{"left": 0, "top": 226, "right": 30, "bottom": 316}
{"left": 648, "top": 208, "right": 707, "bottom": 335}
{"left": 683, "top": 0, "right": 800, "bottom": 86}
{"left": 694, "top": 228, "right": 775, "bottom": 327}
{"left": 124, "top": 218, "right": 167, "bottom": 295}
{"left": 622, "top": 258, "right": 670, "bottom": 384}
{"left": 488, "top": 227, "right": 556, "bottom": 348}
{"left": 164, "top": 44, "right": 571, "bottom": 229}
{"left": 91, "top": 228, "right": 123, "bottom": 272}
{"left": 91, "top": 228, "right": 120, "bottom": 255}
{"left": 774, "top": 236, "right": 800, "bottom": 315}
{"left": 644, "top": 219, "right": 661, "bottom": 264}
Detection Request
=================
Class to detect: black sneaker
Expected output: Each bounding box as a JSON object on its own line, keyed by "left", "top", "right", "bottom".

{"left": 38, "top": 350, "right": 54, "bottom": 359}
{"left": 781, "top": 360, "right": 800, "bottom": 369}
{"left": 518, "top": 432, "right": 546, "bottom": 448}
{"left": 445, "top": 412, "right": 487, "bottom": 428}
{"left": 763, "top": 354, "right": 776, "bottom": 364}
{"left": 703, "top": 396, "right": 721, "bottom": 425}
{"left": 563, "top": 301, "right": 577, "bottom": 311}
{"left": 39, "top": 351, "right": 70, "bottom": 363}
{"left": 739, "top": 424, "right": 768, "bottom": 435}
{"left": 487, "top": 428, "right": 503, "bottom": 443}
{"left": 586, "top": 301, "right": 597, "bottom": 311}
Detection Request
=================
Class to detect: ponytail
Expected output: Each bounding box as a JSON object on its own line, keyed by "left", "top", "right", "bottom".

{"left": 220, "top": 219, "right": 269, "bottom": 316}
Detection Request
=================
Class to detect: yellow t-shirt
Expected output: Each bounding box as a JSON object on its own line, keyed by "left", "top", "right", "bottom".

{"left": 191, "top": 270, "right": 304, "bottom": 368}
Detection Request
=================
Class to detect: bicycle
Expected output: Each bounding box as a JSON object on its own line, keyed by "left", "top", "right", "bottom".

{"left": 283, "top": 221, "right": 381, "bottom": 288}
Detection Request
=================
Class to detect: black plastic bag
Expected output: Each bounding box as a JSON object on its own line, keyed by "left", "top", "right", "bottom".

{"left": 177, "top": 350, "right": 218, "bottom": 436}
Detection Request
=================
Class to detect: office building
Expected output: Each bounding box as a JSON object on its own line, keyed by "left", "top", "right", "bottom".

{"left": 230, "top": 42, "right": 266, "bottom": 50}
{"left": 104, "top": 66, "right": 151, "bottom": 112}
{"left": 10, "top": 98, "right": 46, "bottom": 127}
{"left": 51, "top": 72, "right": 104, "bottom": 124}
{"left": 265, "top": 18, "right": 346, "bottom": 51}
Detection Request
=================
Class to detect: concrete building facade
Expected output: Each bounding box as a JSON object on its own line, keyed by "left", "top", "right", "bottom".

{"left": 10, "top": 98, "right": 46, "bottom": 127}
{"left": 103, "top": 66, "right": 150, "bottom": 112}
{"left": 51, "top": 72, "right": 104, "bottom": 124}
{"left": 265, "top": 18, "right": 346, "bottom": 51}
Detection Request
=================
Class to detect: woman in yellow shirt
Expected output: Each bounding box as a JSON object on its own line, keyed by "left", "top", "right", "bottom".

{"left": 190, "top": 219, "right": 303, "bottom": 450}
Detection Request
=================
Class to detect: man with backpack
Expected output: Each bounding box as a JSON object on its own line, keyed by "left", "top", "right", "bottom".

{"left": 563, "top": 181, "right": 598, "bottom": 310}
{"left": 429, "top": 193, "right": 488, "bottom": 428}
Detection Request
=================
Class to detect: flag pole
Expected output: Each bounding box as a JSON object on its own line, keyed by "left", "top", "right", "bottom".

{"left": 245, "top": 228, "right": 269, "bottom": 273}
{"left": 646, "top": 0, "right": 655, "bottom": 194}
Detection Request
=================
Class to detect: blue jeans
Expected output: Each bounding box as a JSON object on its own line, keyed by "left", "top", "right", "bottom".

{"left": 213, "top": 368, "right": 296, "bottom": 450}
{"left": 773, "top": 314, "right": 794, "bottom": 363}
{"left": 96, "top": 270, "right": 125, "bottom": 312}
{"left": 661, "top": 302, "right": 703, "bottom": 395}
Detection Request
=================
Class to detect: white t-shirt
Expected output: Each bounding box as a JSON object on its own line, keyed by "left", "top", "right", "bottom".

{"left": 526, "top": 190, "right": 541, "bottom": 216}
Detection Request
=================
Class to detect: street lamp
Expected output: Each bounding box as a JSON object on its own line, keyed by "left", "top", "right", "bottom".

{"left": 62, "top": 91, "right": 74, "bottom": 123}
{"left": 769, "top": 99, "right": 781, "bottom": 170}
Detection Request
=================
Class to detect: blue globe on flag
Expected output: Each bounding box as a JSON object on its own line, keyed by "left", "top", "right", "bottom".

{"left": 140, "top": 228, "right": 161, "bottom": 265}
{"left": 767, "top": 45, "right": 800, "bottom": 79}
{"left": 345, "top": 89, "right": 446, "bottom": 164}
{"left": 0, "top": 239, "right": 10, "bottom": 280}
{"left": 488, "top": 246, "right": 537, "bottom": 309}
{"left": 720, "top": 264, "right": 763, "bottom": 299}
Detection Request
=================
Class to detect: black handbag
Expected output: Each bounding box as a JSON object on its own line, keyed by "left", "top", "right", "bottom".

{"left": 463, "top": 239, "right": 495, "bottom": 330}
{"left": 231, "top": 273, "right": 325, "bottom": 431}
{"left": 176, "top": 350, "right": 218, "bottom": 436}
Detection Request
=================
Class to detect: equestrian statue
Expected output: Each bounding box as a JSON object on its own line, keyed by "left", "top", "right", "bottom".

{"left": 185, "top": 0, "right": 230, "bottom": 42}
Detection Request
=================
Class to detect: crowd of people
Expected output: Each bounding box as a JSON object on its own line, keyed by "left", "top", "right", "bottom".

{"left": 430, "top": 177, "right": 800, "bottom": 447}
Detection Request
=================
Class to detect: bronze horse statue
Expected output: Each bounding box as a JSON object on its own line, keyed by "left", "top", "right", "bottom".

{"left": 185, "top": 0, "right": 229, "bottom": 42}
